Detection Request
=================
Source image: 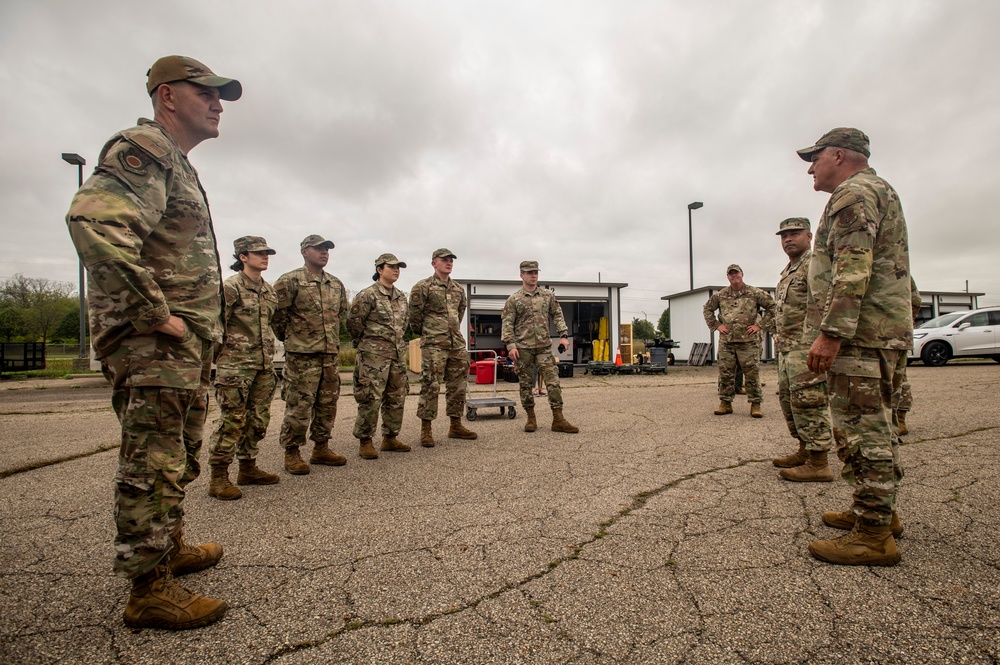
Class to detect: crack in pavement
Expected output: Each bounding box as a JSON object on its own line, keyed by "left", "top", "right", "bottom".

{"left": 257, "top": 457, "right": 766, "bottom": 661}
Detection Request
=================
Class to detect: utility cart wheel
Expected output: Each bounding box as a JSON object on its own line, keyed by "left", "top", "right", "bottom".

{"left": 507, "top": 407, "right": 517, "bottom": 419}
{"left": 498, "top": 406, "right": 505, "bottom": 416}
{"left": 466, "top": 408, "right": 478, "bottom": 421}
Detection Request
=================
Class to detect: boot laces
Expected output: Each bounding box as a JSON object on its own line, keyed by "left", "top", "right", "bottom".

{"left": 157, "top": 570, "right": 195, "bottom": 604}
{"left": 836, "top": 527, "right": 865, "bottom": 546}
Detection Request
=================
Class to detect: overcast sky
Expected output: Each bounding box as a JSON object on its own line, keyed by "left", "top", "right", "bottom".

{"left": 2, "top": 0, "right": 998, "bottom": 322}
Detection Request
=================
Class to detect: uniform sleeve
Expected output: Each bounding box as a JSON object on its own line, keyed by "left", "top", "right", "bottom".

{"left": 222, "top": 280, "right": 239, "bottom": 327}
{"left": 755, "top": 287, "right": 777, "bottom": 334}
{"left": 339, "top": 281, "right": 350, "bottom": 321}
{"left": 910, "top": 277, "right": 921, "bottom": 321}
{"left": 347, "top": 291, "right": 372, "bottom": 345}
{"left": 501, "top": 296, "right": 516, "bottom": 349}
{"left": 819, "top": 187, "right": 875, "bottom": 339}
{"left": 65, "top": 136, "right": 172, "bottom": 332}
{"left": 407, "top": 281, "right": 425, "bottom": 336}
{"left": 549, "top": 293, "right": 569, "bottom": 337}
{"left": 703, "top": 294, "right": 721, "bottom": 331}
{"left": 270, "top": 274, "right": 293, "bottom": 342}
{"left": 457, "top": 285, "right": 467, "bottom": 324}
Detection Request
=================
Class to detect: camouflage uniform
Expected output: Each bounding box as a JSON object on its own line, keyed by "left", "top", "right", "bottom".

{"left": 272, "top": 265, "right": 350, "bottom": 449}
{"left": 897, "top": 280, "right": 921, "bottom": 415}
{"left": 501, "top": 285, "right": 569, "bottom": 410}
{"left": 66, "top": 119, "right": 223, "bottom": 579}
{"left": 807, "top": 167, "right": 911, "bottom": 526}
{"left": 703, "top": 283, "right": 776, "bottom": 404}
{"left": 409, "top": 274, "right": 469, "bottom": 421}
{"left": 207, "top": 269, "right": 279, "bottom": 465}
{"left": 775, "top": 246, "right": 833, "bottom": 452}
{"left": 349, "top": 281, "right": 409, "bottom": 439}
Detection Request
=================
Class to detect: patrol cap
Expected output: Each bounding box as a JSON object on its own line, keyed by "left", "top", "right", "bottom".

{"left": 300, "top": 234, "right": 335, "bottom": 251}
{"left": 432, "top": 248, "right": 457, "bottom": 259}
{"left": 775, "top": 217, "right": 811, "bottom": 235}
{"left": 373, "top": 253, "right": 406, "bottom": 280}
{"left": 520, "top": 260, "right": 539, "bottom": 272}
{"left": 726, "top": 264, "right": 743, "bottom": 274}
{"left": 796, "top": 127, "right": 870, "bottom": 161}
{"left": 146, "top": 55, "right": 242, "bottom": 101}
{"left": 234, "top": 236, "right": 276, "bottom": 255}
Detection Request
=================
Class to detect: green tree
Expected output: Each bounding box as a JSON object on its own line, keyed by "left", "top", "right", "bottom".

{"left": 632, "top": 317, "right": 655, "bottom": 341}
{"left": 53, "top": 305, "right": 87, "bottom": 343}
{"left": 0, "top": 274, "right": 77, "bottom": 342}
{"left": 657, "top": 308, "right": 671, "bottom": 339}
{"left": 0, "top": 302, "right": 26, "bottom": 341}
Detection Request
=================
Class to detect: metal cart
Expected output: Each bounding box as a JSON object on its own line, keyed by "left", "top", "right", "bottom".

{"left": 466, "top": 349, "right": 517, "bottom": 421}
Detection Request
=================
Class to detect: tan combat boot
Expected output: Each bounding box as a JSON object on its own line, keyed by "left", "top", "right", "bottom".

{"left": 124, "top": 565, "right": 228, "bottom": 630}
{"left": 310, "top": 442, "right": 347, "bottom": 466}
{"left": 524, "top": 407, "right": 537, "bottom": 432}
{"left": 808, "top": 522, "right": 901, "bottom": 566}
{"left": 381, "top": 436, "right": 411, "bottom": 452}
{"left": 713, "top": 401, "right": 733, "bottom": 415}
{"left": 750, "top": 403, "right": 763, "bottom": 418}
{"left": 779, "top": 450, "right": 834, "bottom": 482}
{"left": 284, "top": 446, "right": 310, "bottom": 475}
{"left": 168, "top": 530, "right": 223, "bottom": 577}
{"left": 823, "top": 509, "right": 903, "bottom": 538}
{"left": 897, "top": 411, "right": 909, "bottom": 436}
{"left": 772, "top": 440, "right": 808, "bottom": 468}
{"left": 449, "top": 416, "right": 478, "bottom": 440}
{"left": 420, "top": 419, "right": 436, "bottom": 447}
{"left": 551, "top": 408, "right": 579, "bottom": 433}
{"left": 208, "top": 463, "right": 242, "bottom": 501}
{"left": 359, "top": 438, "right": 379, "bottom": 459}
{"left": 237, "top": 458, "right": 280, "bottom": 486}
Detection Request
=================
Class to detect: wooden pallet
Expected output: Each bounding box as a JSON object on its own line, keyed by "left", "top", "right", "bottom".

{"left": 688, "top": 342, "right": 711, "bottom": 366}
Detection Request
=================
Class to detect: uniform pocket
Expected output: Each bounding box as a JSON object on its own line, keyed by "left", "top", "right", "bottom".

{"left": 828, "top": 352, "right": 882, "bottom": 415}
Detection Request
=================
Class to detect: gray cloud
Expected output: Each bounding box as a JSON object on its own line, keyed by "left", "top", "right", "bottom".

{"left": 2, "top": 0, "right": 998, "bottom": 323}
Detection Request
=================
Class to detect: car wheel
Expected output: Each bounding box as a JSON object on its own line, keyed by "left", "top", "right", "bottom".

{"left": 992, "top": 355, "right": 1000, "bottom": 364}
{"left": 921, "top": 341, "right": 951, "bottom": 367}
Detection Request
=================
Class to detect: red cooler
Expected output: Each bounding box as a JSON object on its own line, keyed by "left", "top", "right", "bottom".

{"left": 475, "top": 360, "right": 496, "bottom": 384}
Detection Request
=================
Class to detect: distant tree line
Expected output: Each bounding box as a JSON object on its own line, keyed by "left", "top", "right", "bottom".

{"left": 630, "top": 308, "right": 670, "bottom": 342}
{"left": 0, "top": 274, "right": 82, "bottom": 343}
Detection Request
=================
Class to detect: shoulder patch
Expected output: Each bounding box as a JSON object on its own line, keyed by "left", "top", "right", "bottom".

{"left": 118, "top": 146, "right": 152, "bottom": 176}
{"left": 829, "top": 189, "right": 863, "bottom": 216}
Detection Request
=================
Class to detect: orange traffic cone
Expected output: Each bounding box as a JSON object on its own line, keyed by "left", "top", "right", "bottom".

{"left": 614, "top": 347, "right": 622, "bottom": 366}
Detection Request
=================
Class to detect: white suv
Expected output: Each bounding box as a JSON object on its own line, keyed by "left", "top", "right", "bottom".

{"left": 910, "top": 307, "right": 1000, "bottom": 366}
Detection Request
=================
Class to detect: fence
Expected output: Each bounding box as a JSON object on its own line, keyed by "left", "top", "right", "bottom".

{"left": 1, "top": 342, "right": 46, "bottom": 373}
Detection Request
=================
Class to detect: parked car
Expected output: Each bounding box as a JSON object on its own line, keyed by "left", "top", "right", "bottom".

{"left": 910, "top": 307, "right": 1000, "bottom": 366}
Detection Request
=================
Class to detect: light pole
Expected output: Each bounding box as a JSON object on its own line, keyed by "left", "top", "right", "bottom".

{"left": 61, "top": 153, "right": 87, "bottom": 360}
{"left": 687, "top": 201, "right": 703, "bottom": 291}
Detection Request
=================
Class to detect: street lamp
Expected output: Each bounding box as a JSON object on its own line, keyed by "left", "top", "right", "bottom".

{"left": 687, "top": 201, "right": 703, "bottom": 291}
{"left": 61, "top": 152, "right": 87, "bottom": 360}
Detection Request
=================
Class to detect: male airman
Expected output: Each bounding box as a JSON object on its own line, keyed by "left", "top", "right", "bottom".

{"left": 501, "top": 261, "right": 578, "bottom": 434}
{"left": 798, "top": 127, "right": 911, "bottom": 565}
{"left": 65, "top": 55, "right": 240, "bottom": 629}
{"left": 272, "top": 235, "right": 351, "bottom": 475}
{"left": 771, "top": 218, "right": 834, "bottom": 482}
{"left": 408, "top": 248, "right": 478, "bottom": 446}
{"left": 703, "top": 265, "right": 776, "bottom": 417}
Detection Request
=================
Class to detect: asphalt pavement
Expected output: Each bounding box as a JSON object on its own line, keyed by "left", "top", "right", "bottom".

{"left": 1, "top": 361, "right": 998, "bottom": 664}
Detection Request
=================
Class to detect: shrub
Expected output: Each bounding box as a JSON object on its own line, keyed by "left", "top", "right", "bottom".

{"left": 338, "top": 347, "right": 356, "bottom": 368}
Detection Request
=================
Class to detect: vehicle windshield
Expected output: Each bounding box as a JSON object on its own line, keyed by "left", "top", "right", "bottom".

{"left": 918, "top": 312, "right": 966, "bottom": 329}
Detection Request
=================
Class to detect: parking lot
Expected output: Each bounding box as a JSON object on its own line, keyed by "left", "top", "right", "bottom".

{"left": 1, "top": 361, "right": 999, "bottom": 664}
